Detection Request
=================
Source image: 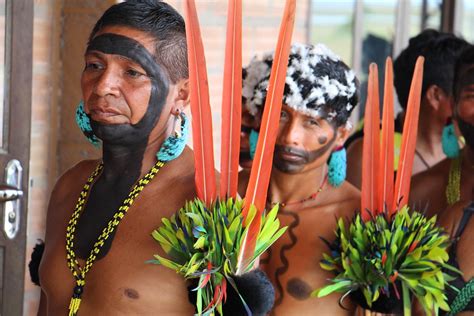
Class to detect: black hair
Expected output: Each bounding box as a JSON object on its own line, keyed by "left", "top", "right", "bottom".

{"left": 453, "top": 44, "right": 474, "bottom": 103}
{"left": 393, "top": 29, "right": 469, "bottom": 109}
{"left": 90, "top": 0, "right": 188, "bottom": 83}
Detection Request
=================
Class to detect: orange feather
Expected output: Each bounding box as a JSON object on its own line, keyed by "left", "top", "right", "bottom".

{"left": 361, "top": 63, "right": 380, "bottom": 221}
{"left": 220, "top": 0, "right": 242, "bottom": 199}
{"left": 184, "top": 0, "right": 217, "bottom": 206}
{"left": 392, "top": 56, "right": 424, "bottom": 213}
{"left": 378, "top": 58, "right": 394, "bottom": 215}
{"left": 237, "top": 0, "right": 296, "bottom": 274}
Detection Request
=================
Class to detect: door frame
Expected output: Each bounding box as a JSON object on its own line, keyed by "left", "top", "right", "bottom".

{"left": 2, "top": 0, "right": 33, "bottom": 315}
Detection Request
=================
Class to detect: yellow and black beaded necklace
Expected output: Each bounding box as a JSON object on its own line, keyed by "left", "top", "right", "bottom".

{"left": 65, "top": 159, "right": 166, "bottom": 316}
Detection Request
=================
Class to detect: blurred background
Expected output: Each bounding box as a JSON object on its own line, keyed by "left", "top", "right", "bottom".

{"left": 0, "top": 0, "right": 471, "bottom": 315}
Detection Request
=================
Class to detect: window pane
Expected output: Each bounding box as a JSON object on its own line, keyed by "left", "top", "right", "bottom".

{"left": 458, "top": 1, "right": 474, "bottom": 42}
{"left": 309, "top": 0, "right": 355, "bottom": 66}
{"left": 410, "top": 0, "right": 442, "bottom": 37}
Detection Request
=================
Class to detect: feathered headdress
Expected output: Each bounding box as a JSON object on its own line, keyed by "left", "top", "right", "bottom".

{"left": 314, "top": 58, "right": 460, "bottom": 315}
{"left": 151, "top": 1, "right": 296, "bottom": 314}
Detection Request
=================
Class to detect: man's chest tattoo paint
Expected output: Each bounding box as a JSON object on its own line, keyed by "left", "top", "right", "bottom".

{"left": 273, "top": 209, "right": 300, "bottom": 307}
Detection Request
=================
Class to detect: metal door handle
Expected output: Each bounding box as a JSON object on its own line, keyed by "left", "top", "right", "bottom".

{"left": 0, "top": 184, "right": 23, "bottom": 202}
{"left": 3, "top": 160, "right": 23, "bottom": 239}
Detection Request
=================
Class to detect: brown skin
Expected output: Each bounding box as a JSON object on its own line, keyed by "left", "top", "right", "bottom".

{"left": 38, "top": 26, "right": 195, "bottom": 315}
{"left": 437, "top": 200, "right": 474, "bottom": 316}
{"left": 410, "top": 81, "right": 474, "bottom": 218}
{"left": 346, "top": 85, "right": 452, "bottom": 189}
{"left": 413, "top": 199, "right": 474, "bottom": 316}
{"left": 262, "top": 105, "right": 360, "bottom": 315}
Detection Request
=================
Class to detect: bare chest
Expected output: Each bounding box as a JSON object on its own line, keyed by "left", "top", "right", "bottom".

{"left": 40, "top": 189, "right": 194, "bottom": 315}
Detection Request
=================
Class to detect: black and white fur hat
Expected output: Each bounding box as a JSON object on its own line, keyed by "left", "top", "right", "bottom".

{"left": 242, "top": 43, "right": 359, "bottom": 127}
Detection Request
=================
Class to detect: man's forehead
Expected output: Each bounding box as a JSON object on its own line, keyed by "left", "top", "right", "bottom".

{"left": 92, "top": 25, "right": 156, "bottom": 56}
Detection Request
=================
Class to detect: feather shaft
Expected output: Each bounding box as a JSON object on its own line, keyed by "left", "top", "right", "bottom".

{"left": 237, "top": 0, "right": 296, "bottom": 274}
{"left": 220, "top": 0, "right": 242, "bottom": 199}
{"left": 392, "top": 57, "right": 424, "bottom": 213}
{"left": 184, "top": 0, "right": 217, "bottom": 206}
{"left": 361, "top": 63, "right": 380, "bottom": 221}
{"left": 378, "top": 58, "right": 394, "bottom": 214}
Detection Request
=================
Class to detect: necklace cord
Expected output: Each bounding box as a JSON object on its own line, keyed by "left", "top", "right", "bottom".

{"left": 65, "top": 160, "right": 166, "bottom": 316}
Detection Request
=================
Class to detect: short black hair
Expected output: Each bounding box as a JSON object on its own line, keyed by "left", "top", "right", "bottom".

{"left": 393, "top": 29, "right": 469, "bottom": 109}
{"left": 90, "top": 0, "right": 188, "bottom": 83}
{"left": 453, "top": 44, "right": 474, "bottom": 103}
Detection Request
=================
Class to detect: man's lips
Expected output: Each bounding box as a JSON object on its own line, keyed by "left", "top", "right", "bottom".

{"left": 89, "top": 108, "right": 123, "bottom": 123}
{"left": 277, "top": 151, "right": 305, "bottom": 162}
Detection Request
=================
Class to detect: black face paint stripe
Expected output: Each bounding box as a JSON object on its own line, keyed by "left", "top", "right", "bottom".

{"left": 274, "top": 131, "right": 337, "bottom": 164}
{"left": 87, "top": 33, "right": 169, "bottom": 141}
{"left": 87, "top": 33, "right": 164, "bottom": 82}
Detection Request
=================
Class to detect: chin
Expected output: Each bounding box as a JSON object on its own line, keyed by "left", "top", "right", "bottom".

{"left": 274, "top": 163, "right": 304, "bottom": 174}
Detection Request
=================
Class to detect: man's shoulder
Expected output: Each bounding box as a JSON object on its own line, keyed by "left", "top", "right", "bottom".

{"left": 329, "top": 181, "right": 360, "bottom": 206}
{"left": 54, "top": 159, "right": 100, "bottom": 192}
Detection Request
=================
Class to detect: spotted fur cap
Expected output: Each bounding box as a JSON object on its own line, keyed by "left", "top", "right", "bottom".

{"left": 242, "top": 43, "right": 359, "bottom": 127}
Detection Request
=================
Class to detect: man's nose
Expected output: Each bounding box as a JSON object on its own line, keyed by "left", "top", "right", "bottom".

{"left": 93, "top": 69, "right": 121, "bottom": 97}
{"left": 281, "top": 119, "right": 302, "bottom": 146}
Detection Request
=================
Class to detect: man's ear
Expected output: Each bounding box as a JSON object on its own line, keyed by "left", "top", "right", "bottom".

{"left": 174, "top": 78, "right": 190, "bottom": 107}
{"left": 425, "top": 85, "right": 447, "bottom": 111}
{"left": 335, "top": 123, "right": 351, "bottom": 147}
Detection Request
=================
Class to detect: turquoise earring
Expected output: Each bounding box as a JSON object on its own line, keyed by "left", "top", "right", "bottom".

{"left": 328, "top": 146, "right": 346, "bottom": 187}
{"left": 249, "top": 129, "right": 259, "bottom": 160}
{"left": 75, "top": 100, "right": 100, "bottom": 147}
{"left": 157, "top": 111, "right": 189, "bottom": 162}
{"left": 442, "top": 118, "right": 460, "bottom": 158}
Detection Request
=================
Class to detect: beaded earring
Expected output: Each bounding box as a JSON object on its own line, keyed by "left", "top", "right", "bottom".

{"left": 442, "top": 118, "right": 460, "bottom": 158}
{"left": 328, "top": 146, "right": 346, "bottom": 187}
{"left": 157, "top": 111, "right": 189, "bottom": 162}
{"left": 75, "top": 100, "right": 100, "bottom": 147}
{"left": 249, "top": 129, "right": 259, "bottom": 160}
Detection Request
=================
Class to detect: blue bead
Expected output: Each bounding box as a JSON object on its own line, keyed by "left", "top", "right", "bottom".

{"left": 156, "top": 112, "right": 189, "bottom": 162}
{"left": 75, "top": 101, "right": 100, "bottom": 147}
{"left": 328, "top": 147, "right": 346, "bottom": 187}
{"left": 249, "top": 129, "right": 259, "bottom": 160}
{"left": 442, "top": 123, "right": 460, "bottom": 158}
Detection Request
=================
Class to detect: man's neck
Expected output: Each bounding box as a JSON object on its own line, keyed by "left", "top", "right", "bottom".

{"left": 268, "top": 164, "right": 327, "bottom": 206}
{"left": 414, "top": 107, "right": 445, "bottom": 159}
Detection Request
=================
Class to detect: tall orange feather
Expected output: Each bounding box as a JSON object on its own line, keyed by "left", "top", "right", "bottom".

{"left": 378, "top": 58, "right": 394, "bottom": 215}
{"left": 184, "top": 0, "right": 217, "bottom": 206}
{"left": 220, "top": 0, "right": 242, "bottom": 199}
{"left": 392, "top": 56, "right": 424, "bottom": 213}
{"left": 237, "top": 0, "right": 296, "bottom": 274}
{"left": 361, "top": 63, "right": 380, "bottom": 221}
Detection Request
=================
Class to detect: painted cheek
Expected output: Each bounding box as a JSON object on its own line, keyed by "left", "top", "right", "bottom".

{"left": 318, "top": 135, "right": 328, "bottom": 145}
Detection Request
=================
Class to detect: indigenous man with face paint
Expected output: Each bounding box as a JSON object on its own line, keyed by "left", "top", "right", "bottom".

{"left": 411, "top": 45, "right": 474, "bottom": 316}
{"left": 37, "top": 1, "right": 197, "bottom": 315}
{"left": 346, "top": 30, "right": 469, "bottom": 190}
{"left": 241, "top": 43, "right": 360, "bottom": 315}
